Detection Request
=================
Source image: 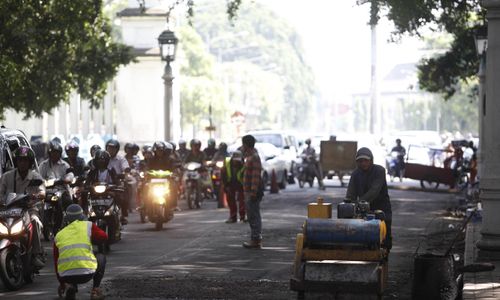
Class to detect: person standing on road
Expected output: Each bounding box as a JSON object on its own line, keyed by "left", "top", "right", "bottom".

{"left": 221, "top": 150, "right": 246, "bottom": 223}
{"left": 54, "top": 204, "right": 107, "bottom": 300}
{"left": 345, "top": 147, "right": 392, "bottom": 249}
{"left": 241, "top": 135, "right": 264, "bottom": 249}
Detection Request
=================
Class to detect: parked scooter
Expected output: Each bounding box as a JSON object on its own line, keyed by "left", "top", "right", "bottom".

{"left": 86, "top": 182, "right": 123, "bottom": 253}
{"left": 0, "top": 180, "right": 44, "bottom": 290}
{"left": 140, "top": 170, "right": 176, "bottom": 230}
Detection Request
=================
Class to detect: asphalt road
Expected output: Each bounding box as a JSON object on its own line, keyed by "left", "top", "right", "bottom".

{"left": 0, "top": 178, "right": 461, "bottom": 299}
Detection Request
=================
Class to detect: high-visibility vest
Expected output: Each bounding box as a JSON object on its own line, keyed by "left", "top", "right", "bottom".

{"left": 55, "top": 220, "right": 97, "bottom": 277}
{"left": 225, "top": 157, "right": 244, "bottom": 184}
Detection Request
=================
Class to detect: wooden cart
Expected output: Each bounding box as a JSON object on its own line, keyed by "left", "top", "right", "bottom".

{"left": 403, "top": 145, "right": 455, "bottom": 189}
{"left": 319, "top": 141, "right": 357, "bottom": 186}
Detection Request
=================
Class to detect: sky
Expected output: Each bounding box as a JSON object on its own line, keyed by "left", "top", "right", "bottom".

{"left": 255, "top": 0, "right": 426, "bottom": 103}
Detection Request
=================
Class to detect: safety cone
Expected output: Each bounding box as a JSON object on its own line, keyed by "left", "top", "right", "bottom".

{"left": 270, "top": 169, "right": 280, "bottom": 194}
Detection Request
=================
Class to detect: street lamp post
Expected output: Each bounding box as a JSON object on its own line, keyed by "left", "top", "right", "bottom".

{"left": 158, "top": 29, "right": 178, "bottom": 142}
{"left": 474, "top": 28, "right": 487, "bottom": 180}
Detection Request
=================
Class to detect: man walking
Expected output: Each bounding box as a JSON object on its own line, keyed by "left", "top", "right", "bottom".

{"left": 346, "top": 147, "right": 392, "bottom": 249}
{"left": 241, "top": 135, "right": 264, "bottom": 249}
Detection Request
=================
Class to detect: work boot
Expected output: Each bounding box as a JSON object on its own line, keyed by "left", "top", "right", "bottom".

{"left": 65, "top": 284, "right": 77, "bottom": 300}
{"left": 90, "top": 287, "right": 104, "bottom": 300}
{"left": 225, "top": 218, "right": 237, "bottom": 223}
{"left": 242, "top": 239, "right": 262, "bottom": 249}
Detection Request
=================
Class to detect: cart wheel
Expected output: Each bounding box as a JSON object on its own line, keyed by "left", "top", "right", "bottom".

{"left": 420, "top": 179, "right": 440, "bottom": 189}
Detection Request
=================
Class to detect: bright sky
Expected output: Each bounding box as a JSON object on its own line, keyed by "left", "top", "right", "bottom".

{"left": 256, "top": 0, "right": 425, "bottom": 103}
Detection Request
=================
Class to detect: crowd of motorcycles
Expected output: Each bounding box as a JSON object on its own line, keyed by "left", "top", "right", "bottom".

{"left": 0, "top": 142, "right": 227, "bottom": 291}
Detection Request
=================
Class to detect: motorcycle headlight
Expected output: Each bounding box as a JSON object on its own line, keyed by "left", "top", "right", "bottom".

{"left": 45, "top": 179, "right": 55, "bottom": 187}
{"left": 216, "top": 161, "right": 224, "bottom": 168}
{"left": 51, "top": 195, "right": 58, "bottom": 202}
{"left": 90, "top": 211, "right": 96, "bottom": 217}
{"left": 10, "top": 220, "right": 23, "bottom": 235}
{"left": 94, "top": 185, "right": 106, "bottom": 194}
{"left": 104, "top": 211, "right": 111, "bottom": 216}
{"left": 153, "top": 185, "right": 169, "bottom": 198}
{"left": 0, "top": 223, "right": 8, "bottom": 235}
{"left": 187, "top": 164, "right": 197, "bottom": 171}
{"left": 155, "top": 197, "right": 166, "bottom": 205}
{"left": 140, "top": 171, "right": 145, "bottom": 178}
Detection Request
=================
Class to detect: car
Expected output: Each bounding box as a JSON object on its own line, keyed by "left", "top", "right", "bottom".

{"left": 0, "top": 127, "right": 39, "bottom": 176}
{"left": 227, "top": 142, "right": 289, "bottom": 189}
{"left": 244, "top": 130, "right": 299, "bottom": 183}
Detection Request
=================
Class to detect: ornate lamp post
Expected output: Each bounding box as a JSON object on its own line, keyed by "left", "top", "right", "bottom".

{"left": 158, "top": 29, "right": 178, "bottom": 141}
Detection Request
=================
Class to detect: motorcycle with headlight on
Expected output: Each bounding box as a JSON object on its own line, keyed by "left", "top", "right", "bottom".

{"left": 183, "top": 162, "right": 204, "bottom": 209}
{"left": 86, "top": 182, "right": 123, "bottom": 253}
{"left": 140, "top": 170, "right": 175, "bottom": 230}
{"left": 0, "top": 179, "right": 44, "bottom": 291}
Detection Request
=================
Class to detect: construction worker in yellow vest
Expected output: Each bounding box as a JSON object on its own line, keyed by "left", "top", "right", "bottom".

{"left": 221, "top": 150, "right": 246, "bottom": 223}
{"left": 54, "top": 204, "right": 107, "bottom": 300}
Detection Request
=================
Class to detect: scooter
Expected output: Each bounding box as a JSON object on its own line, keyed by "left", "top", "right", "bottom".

{"left": 41, "top": 173, "right": 74, "bottom": 241}
{"left": 297, "top": 154, "right": 316, "bottom": 188}
{"left": 184, "top": 162, "right": 203, "bottom": 209}
{"left": 0, "top": 179, "right": 44, "bottom": 290}
{"left": 140, "top": 170, "right": 176, "bottom": 230}
{"left": 386, "top": 151, "right": 405, "bottom": 182}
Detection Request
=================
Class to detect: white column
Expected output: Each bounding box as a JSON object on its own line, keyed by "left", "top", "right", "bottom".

{"left": 69, "top": 93, "right": 80, "bottom": 135}
{"left": 93, "top": 107, "right": 103, "bottom": 136}
{"left": 104, "top": 83, "right": 114, "bottom": 136}
{"left": 47, "top": 109, "right": 56, "bottom": 139}
{"left": 477, "top": 0, "right": 500, "bottom": 252}
{"left": 59, "top": 103, "right": 69, "bottom": 138}
{"left": 81, "top": 100, "right": 90, "bottom": 138}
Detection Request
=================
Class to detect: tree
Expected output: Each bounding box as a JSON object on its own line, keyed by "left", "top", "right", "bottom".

{"left": 0, "top": 0, "right": 134, "bottom": 119}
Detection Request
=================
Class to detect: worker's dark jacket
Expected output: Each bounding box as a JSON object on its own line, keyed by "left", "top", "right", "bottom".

{"left": 346, "top": 164, "right": 391, "bottom": 217}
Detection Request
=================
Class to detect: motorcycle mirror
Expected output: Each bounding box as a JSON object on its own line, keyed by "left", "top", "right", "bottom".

{"left": 284, "top": 145, "right": 290, "bottom": 150}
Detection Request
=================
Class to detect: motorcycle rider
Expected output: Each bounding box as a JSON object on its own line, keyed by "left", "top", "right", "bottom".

{"left": 302, "top": 138, "right": 325, "bottom": 190}
{"left": 64, "top": 141, "right": 86, "bottom": 177}
{"left": 0, "top": 146, "right": 46, "bottom": 267}
{"left": 390, "top": 138, "right": 406, "bottom": 182}
{"left": 185, "top": 139, "right": 207, "bottom": 164}
{"left": 124, "top": 143, "right": 141, "bottom": 170}
{"left": 212, "top": 142, "right": 229, "bottom": 162}
{"left": 87, "top": 144, "right": 102, "bottom": 170}
{"left": 54, "top": 204, "right": 107, "bottom": 300}
{"left": 176, "top": 139, "right": 190, "bottom": 163}
{"left": 221, "top": 150, "right": 246, "bottom": 223}
{"left": 346, "top": 147, "right": 392, "bottom": 250}
{"left": 105, "top": 139, "right": 130, "bottom": 224}
{"left": 85, "top": 150, "right": 119, "bottom": 186}
{"left": 203, "top": 138, "right": 217, "bottom": 161}
{"left": 148, "top": 141, "right": 179, "bottom": 171}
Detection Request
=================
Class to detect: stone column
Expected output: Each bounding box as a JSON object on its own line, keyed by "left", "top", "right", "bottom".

{"left": 163, "top": 62, "right": 173, "bottom": 142}
{"left": 477, "top": 0, "right": 500, "bottom": 252}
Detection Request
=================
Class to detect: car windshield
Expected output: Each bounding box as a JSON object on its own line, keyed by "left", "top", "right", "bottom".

{"left": 253, "top": 134, "right": 283, "bottom": 148}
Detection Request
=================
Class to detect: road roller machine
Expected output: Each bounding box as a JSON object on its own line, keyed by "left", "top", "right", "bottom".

{"left": 290, "top": 197, "right": 389, "bottom": 299}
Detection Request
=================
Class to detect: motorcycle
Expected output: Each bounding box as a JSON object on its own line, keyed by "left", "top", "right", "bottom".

{"left": 86, "top": 182, "right": 123, "bottom": 253}
{"left": 184, "top": 162, "right": 203, "bottom": 209}
{"left": 0, "top": 179, "right": 44, "bottom": 290}
{"left": 207, "top": 160, "right": 224, "bottom": 202}
{"left": 386, "top": 151, "right": 405, "bottom": 182}
{"left": 41, "top": 174, "right": 74, "bottom": 241}
{"left": 296, "top": 154, "right": 316, "bottom": 188}
{"left": 140, "top": 170, "right": 176, "bottom": 230}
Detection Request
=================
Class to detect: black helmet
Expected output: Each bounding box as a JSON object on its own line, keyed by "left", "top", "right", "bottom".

{"left": 169, "top": 141, "right": 177, "bottom": 150}
{"left": 65, "top": 141, "right": 80, "bottom": 154}
{"left": 142, "top": 145, "right": 153, "bottom": 153}
{"left": 153, "top": 141, "right": 166, "bottom": 152}
{"left": 132, "top": 143, "right": 140, "bottom": 154}
{"left": 305, "top": 138, "right": 311, "bottom": 145}
{"left": 190, "top": 139, "right": 201, "bottom": 147}
{"left": 105, "top": 139, "right": 120, "bottom": 150}
{"left": 48, "top": 141, "right": 63, "bottom": 154}
{"left": 94, "top": 150, "right": 111, "bottom": 169}
{"left": 90, "top": 144, "right": 101, "bottom": 156}
{"left": 219, "top": 142, "right": 228, "bottom": 152}
{"left": 178, "top": 139, "right": 186, "bottom": 146}
{"left": 124, "top": 143, "right": 134, "bottom": 151}
{"left": 14, "top": 146, "right": 35, "bottom": 167}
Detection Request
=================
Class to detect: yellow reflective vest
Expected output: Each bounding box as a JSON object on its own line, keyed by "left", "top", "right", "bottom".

{"left": 225, "top": 157, "right": 244, "bottom": 184}
{"left": 55, "top": 220, "right": 97, "bottom": 277}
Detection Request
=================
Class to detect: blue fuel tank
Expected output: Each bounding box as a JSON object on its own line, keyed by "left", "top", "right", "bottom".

{"left": 304, "top": 218, "right": 384, "bottom": 248}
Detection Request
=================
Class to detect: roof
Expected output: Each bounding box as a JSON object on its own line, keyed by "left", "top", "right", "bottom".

{"left": 117, "top": 7, "right": 168, "bottom": 17}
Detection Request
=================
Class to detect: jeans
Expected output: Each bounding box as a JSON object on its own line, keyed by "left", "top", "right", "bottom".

{"left": 244, "top": 194, "right": 262, "bottom": 241}
{"left": 61, "top": 253, "right": 106, "bottom": 288}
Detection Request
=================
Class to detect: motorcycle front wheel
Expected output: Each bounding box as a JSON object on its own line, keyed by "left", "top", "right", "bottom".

{"left": 42, "top": 209, "right": 54, "bottom": 241}
{"left": 0, "top": 247, "right": 24, "bottom": 290}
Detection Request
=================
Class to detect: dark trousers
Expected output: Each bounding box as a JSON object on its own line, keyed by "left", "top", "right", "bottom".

{"left": 61, "top": 253, "right": 106, "bottom": 288}
{"left": 226, "top": 185, "right": 245, "bottom": 220}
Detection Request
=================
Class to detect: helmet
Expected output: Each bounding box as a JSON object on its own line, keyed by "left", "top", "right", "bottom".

{"left": 169, "top": 141, "right": 177, "bottom": 150}
{"left": 65, "top": 141, "right": 80, "bottom": 154}
{"left": 124, "top": 143, "right": 134, "bottom": 152}
{"left": 90, "top": 144, "right": 101, "bottom": 156}
{"left": 231, "top": 150, "right": 243, "bottom": 162}
{"left": 48, "top": 141, "right": 63, "bottom": 154}
{"left": 305, "top": 138, "right": 311, "bottom": 145}
{"left": 207, "top": 138, "right": 216, "bottom": 147}
{"left": 14, "top": 146, "right": 35, "bottom": 166}
{"left": 132, "top": 143, "right": 140, "bottom": 154}
{"left": 190, "top": 139, "right": 201, "bottom": 147}
{"left": 153, "top": 141, "right": 166, "bottom": 152}
{"left": 142, "top": 145, "right": 153, "bottom": 153}
{"left": 178, "top": 139, "right": 186, "bottom": 146}
{"left": 219, "top": 142, "right": 228, "bottom": 152}
{"left": 105, "top": 139, "right": 120, "bottom": 151}
{"left": 94, "top": 150, "right": 111, "bottom": 169}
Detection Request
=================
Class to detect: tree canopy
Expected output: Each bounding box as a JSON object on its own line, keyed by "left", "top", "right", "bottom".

{"left": 0, "top": 0, "right": 134, "bottom": 119}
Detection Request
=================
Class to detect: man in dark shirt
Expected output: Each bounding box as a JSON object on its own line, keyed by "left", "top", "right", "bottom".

{"left": 346, "top": 147, "right": 392, "bottom": 249}
{"left": 64, "top": 141, "right": 87, "bottom": 177}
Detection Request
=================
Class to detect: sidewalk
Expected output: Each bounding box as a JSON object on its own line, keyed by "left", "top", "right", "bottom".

{"left": 463, "top": 218, "right": 500, "bottom": 299}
